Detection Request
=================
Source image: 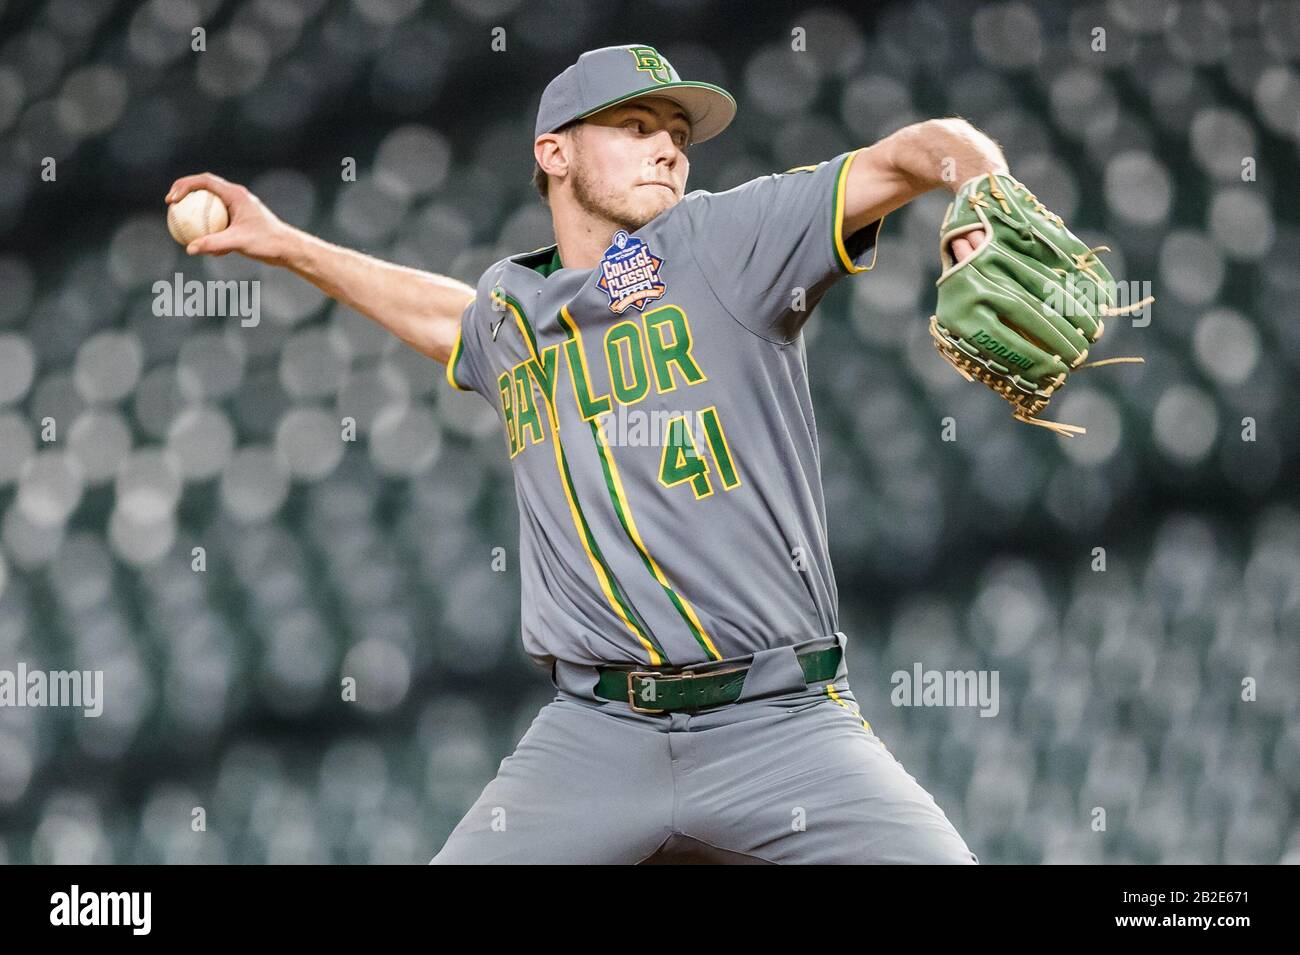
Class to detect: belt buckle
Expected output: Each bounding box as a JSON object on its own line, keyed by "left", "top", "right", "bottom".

{"left": 627, "top": 669, "right": 688, "bottom": 714}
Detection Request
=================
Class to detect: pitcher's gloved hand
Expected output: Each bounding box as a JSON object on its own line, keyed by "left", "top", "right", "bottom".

{"left": 929, "top": 171, "right": 1151, "bottom": 437}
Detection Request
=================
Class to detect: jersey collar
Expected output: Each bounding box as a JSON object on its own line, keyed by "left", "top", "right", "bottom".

{"left": 510, "top": 244, "right": 565, "bottom": 278}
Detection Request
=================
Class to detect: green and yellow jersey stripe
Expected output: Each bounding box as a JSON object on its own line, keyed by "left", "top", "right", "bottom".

{"left": 494, "top": 290, "right": 667, "bottom": 665}
{"left": 558, "top": 305, "right": 723, "bottom": 662}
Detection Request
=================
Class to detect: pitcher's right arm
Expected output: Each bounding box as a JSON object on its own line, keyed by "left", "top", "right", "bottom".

{"left": 165, "top": 172, "right": 474, "bottom": 364}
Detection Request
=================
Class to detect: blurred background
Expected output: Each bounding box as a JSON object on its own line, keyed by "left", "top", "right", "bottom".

{"left": 0, "top": 0, "right": 1297, "bottom": 864}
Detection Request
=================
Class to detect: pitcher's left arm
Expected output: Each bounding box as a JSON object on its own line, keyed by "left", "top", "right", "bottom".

{"left": 842, "top": 117, "right": 1008, "bottom": 258}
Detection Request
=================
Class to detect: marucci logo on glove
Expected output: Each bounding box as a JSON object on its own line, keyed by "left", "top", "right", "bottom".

{"left": 969, "top": 329, "right": 1032, "bottom": 370}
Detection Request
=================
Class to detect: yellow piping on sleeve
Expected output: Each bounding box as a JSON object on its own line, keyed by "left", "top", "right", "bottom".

{"left": 833, "top": 148, "right": 886, "bottom": 275}
{"left": 445, "top": 324, "right": 472, "bottom": 391}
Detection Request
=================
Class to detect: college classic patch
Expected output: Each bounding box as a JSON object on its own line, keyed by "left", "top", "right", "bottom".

{"left": 597, "top": 230, "right": 666, "bottom": 314}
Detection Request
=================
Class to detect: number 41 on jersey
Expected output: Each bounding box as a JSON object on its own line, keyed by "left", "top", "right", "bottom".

{"left": 658, "top": 405, "right": 740, "bottom": 500}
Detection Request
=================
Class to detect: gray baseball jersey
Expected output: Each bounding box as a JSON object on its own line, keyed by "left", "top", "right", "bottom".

{"left": 447, "top": 149, "right": 881, "bottom": 669}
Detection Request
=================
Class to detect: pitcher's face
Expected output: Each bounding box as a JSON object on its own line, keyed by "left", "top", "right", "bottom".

{"left": 569, "top": 96, "right": 691, "bottom": 233}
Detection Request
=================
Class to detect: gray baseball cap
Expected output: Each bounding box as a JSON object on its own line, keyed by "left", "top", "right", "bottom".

{"left": 534, "top": 44, "right": 736, "bottom": 146}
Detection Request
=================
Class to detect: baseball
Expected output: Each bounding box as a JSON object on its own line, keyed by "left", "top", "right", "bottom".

{"left": 167, "top": 189, "right": 229, "bottom": 246}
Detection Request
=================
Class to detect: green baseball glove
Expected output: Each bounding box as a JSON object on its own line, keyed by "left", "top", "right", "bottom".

{"left": 929, "top": 171, "right": 1149, "bottom": 437}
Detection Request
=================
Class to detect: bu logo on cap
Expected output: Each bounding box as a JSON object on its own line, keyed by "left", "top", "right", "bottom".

{"left": 598, "top": 230, "right": 667, "bottom": 314}
{"left": 629, "top": 46, "right": 673, "bottom": 84}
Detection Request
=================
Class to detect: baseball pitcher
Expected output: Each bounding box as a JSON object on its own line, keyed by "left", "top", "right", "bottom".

{"left": 168, "top": 44, "right": 1141, "bottom": 864}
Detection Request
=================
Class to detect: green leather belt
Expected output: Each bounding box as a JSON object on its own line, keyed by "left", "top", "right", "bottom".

{"left": 594, "top": 645, "right": 841, "bottom": 713}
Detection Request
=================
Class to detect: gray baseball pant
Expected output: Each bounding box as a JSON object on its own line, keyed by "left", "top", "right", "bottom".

{"left": 431, "top": 635, "right": 977, "bottom": 864}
